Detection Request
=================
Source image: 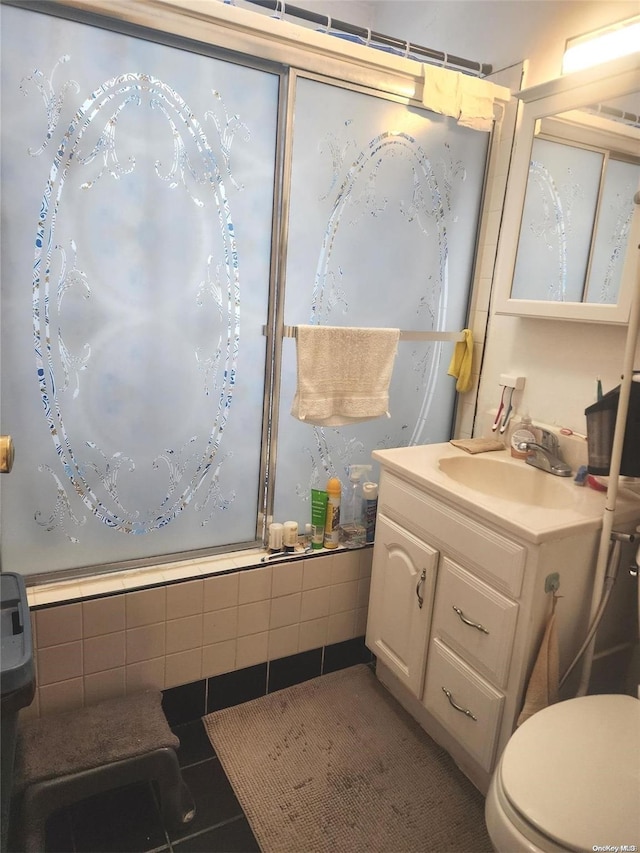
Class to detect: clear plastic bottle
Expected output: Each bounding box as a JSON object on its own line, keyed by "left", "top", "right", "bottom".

{"left": 362, "top": 481, "right": 378, "bottom": 544}
{"left": 340, "top": 465, "right": 371, "bottom": 548}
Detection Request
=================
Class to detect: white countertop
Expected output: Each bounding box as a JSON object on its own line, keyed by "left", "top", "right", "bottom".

{"left": 372, "top": 443, "right": 640, "bottom": 544}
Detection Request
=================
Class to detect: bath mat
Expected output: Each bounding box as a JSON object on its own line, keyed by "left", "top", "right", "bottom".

{"left": 203, "top": 664, "right": 492, "bottom": 853}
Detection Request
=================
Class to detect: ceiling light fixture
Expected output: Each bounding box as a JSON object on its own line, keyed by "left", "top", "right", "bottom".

{"left": 562, "top": 15, "right": 640, "bottom": 74}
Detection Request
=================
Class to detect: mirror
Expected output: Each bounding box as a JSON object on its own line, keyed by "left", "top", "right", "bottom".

{"left": 495, "top": 55, "right": 640, "bottom": 323}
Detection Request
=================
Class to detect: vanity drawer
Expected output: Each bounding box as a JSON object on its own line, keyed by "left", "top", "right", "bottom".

{"left": 379, "top": 473, "right": 525, "bottom": 597}
{"left": 431, "top": 559, "right": 518, "bottom": 688}
{"left": 423, "top": 638, "right": 504, "bottom": 773}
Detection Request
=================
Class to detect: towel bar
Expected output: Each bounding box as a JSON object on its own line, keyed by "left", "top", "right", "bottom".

{"left": 262, "top": 324, "right": 465, "bottom": 342}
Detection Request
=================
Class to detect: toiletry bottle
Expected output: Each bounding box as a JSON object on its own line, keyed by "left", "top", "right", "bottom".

{"left": 362, "top": 480, "right": 378, "bottom": 544}
{"left": 324, "top": 477, "right": 341, "bottom": 549}
{"left": 510, "top": 413, "right": 536, "bottom": 459}
{"left": 340, "top": 464, "right": 371, "bottom": 549}
{"left": 283, "top": 521, "right": 298, "bottom": 553}
{"left": 267, "top": 522, "right": 284, "bottom": 553}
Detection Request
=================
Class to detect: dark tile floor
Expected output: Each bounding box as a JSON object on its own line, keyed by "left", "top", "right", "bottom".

{"left": 40, "top": 719, "right": 260, "bottom": 853}
{"left": 12, "top": 639, "right": 373, "bottom": 852}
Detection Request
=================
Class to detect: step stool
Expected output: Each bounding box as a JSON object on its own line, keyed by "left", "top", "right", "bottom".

{"left": 11, "top": 690, "right": 195, "bottom": 853}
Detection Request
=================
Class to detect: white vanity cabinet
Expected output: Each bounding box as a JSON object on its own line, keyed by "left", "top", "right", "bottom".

{"left": 364, "top": 445, "right": 640, "bottom": 794}
{"left": 366, "top": 514, "right": 438, "bottom": 698}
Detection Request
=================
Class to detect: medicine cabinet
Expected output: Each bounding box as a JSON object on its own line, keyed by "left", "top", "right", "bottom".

{"left": 494, "top": 54, "right": 640, "bottom": 324}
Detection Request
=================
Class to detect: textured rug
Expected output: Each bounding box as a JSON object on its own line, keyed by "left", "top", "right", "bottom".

{"left": 203, "top": 664, "right": 493, "bottom": 853}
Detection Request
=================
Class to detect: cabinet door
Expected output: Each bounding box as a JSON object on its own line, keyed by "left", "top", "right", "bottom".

{"left": 366, "top": 514, "right": 438, "bottom": 698}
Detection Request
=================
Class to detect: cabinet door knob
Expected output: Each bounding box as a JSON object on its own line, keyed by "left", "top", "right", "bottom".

{"left": 441, "top": 687, "right": 477, "bottom": 721}
{"left": 416, "top": 569, "right": 426, "bottom": 609}
{"left": 0, "top": 435, "right": 14, "bottom": 473}
{"left": 452, "top": 605, "right": 489, "bottom": 634}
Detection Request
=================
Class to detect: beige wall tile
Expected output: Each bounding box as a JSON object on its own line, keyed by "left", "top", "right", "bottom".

{"left": 359, "top": 549, "right": 373, "bottom": 578}
{"left": 237, "top": 601, "right": 270, "bottom": 637}
{"left": 238, "top": 566, "right": 272, "bottom": 604}
{"left": 302, "top": 558, "right": 331, "bottom": 591}
{"left": 271, "top": 562, "right": 303, "bottom": 598}
{"left": 37, "top": 641, "right": 82, "bottom": 685}
{"left": 355, "top": 607, "right": 369, "bottom": 637}
{"left": 236, "top": 632, "right": 268, "bottom": 670}
{"left": 331, "top": 551, "right": 361, "bottom": 585}
{"left": 202, "top": 639, "right": 236, "bottom": 678}
{"left": 82, "top": 596, "right": 125, "bottom": 638}
{"left": 329, "top": 580, "right": 359, "bottom": 614}
{"left": 166, "top": 580, "right": 204, "bottom": 620}
{"left": 327, "top": 610, "right": 356, "bottom": 645}
{"left": 268, "top": 625, "right": 299, "bottom": 661}
{"left": 126, "top": 623, "right": 165, "bottom": 664}
{"left": 357, "top": 577, "right": 371, "bottom": 609}
{"left": 300, "top": 587, "right": 330, "bottom": 623}
{"left": 166, "top": 614, "right": 204, "bottom": 655}
{"left": 83, "top": 632, "right": 126, "bottom": 674}
{"left": 203, "top": 572, "right": 239, "bottom": 612}
{"left": 203, "top": 606, "right": 238, "bottom": 644}
{"left": 298, "top": 618, "right": 327, "bottom": 653}
{"left": 84, "top": 668, "right": 126, "bottom": 706}
{"left": 38, "top": 678, "right": 84, "bottom": 717}
{"left": 36, "top": 603, "right": 82, "bottom": 648}
{"left": 269, "top": 593, "right": 301, "bottom": 630}
{"left": 126, "top": 658, "right": 165, "bottom": 693}
{"left": 125, "top": 587, "right": 166, "bottom": 628}
{"left": 165, "top": 649, "right": 202, "bottom": 689}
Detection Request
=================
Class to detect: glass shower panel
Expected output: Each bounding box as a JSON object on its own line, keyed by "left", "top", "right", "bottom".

{"left": 0, "top": 5, "right": 278, "bottom": 575}
{"left": 584, "top": 157, "right": 640, "bottom": 304}
{"left": 511, "top": 138, "right": 602, "bottom": 302}
{"left": 273, "top": 76, "right": 489, "bottom": 527}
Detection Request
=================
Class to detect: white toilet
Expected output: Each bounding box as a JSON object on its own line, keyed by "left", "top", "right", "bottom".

{"left": 486, "top": 527, "right": 640, "bottom": 851}
{"left": 485, "top": 692, "right": 640, "bottom": 851}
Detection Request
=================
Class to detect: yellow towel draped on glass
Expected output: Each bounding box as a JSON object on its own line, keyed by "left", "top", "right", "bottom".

{"left": 447, "top": 329, "right": 473, "bottom": 393}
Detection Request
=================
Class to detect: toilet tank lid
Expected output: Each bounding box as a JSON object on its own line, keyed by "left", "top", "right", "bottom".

{"left": 500, "top": 694, "right": 640, "bottom": 851}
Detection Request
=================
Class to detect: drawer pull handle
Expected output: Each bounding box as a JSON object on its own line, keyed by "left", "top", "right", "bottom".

{"left": 452, "top": 605, "right": 489, "bottom": 634}
{"left": 441, "top": 687, "right": 477, "bottom": 721}
{"left": 416, "top": 569, "right": 426, "bottom": 609}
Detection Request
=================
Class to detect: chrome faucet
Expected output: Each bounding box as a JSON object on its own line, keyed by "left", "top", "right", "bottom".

{"left": 517, "top": 429, "right": 572, "bottom": 477}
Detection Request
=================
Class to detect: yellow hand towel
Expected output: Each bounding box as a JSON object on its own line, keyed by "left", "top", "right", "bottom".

{"left": 447, "top": 329, "right": 473, "bottom": 393}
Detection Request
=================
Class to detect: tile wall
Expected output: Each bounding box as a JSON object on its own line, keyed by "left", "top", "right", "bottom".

{"left": 24, "top": 548, "right": 373, "bottom": 720}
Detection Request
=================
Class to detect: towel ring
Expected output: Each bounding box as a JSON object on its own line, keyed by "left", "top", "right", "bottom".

{"left": 324, "top": 14, "right": 331, "bottom": 34}
{"left": 441, "top": 51, "right": 449, "bottom": 68}
{"left": 365, "top": 27, "right": 372, "bottom": 47}
{"left": 403, "top": 39, "right": 411, "bottom": 58}
{"left": 274, "top": 0, "right": 285, "bottom": 20}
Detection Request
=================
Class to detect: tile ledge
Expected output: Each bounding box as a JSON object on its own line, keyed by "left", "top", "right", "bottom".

{"left": 26, "top": 546, "right": 364, "bottom": 608}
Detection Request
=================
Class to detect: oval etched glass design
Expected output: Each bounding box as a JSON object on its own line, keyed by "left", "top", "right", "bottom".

{"left": 34, "top": 74, "right": 238, "bottom": 533}
{"left": 1, "top": 4, "right": 276, "bottom": 574}
{"left": 275, "top": 77, "right": 488, "bottom": 526}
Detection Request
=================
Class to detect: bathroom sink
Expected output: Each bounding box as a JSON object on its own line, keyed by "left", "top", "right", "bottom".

{"left": 438, "top": 455, "right": 573, "bottom": 508}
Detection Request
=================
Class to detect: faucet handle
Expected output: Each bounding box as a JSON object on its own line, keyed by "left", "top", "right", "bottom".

{"left": 539, "top": 429, "right": 560, "bottom": 455}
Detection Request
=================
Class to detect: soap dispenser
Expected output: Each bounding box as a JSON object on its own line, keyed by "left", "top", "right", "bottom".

{"left": 340, "top": 464, "right": 371, "bottom": 549}
{"left": 510, "top": 413, "right": 537, "bottom": 459}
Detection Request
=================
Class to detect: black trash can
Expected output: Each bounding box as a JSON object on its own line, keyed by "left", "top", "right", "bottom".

{"left": 585, "top": 377, "right": 640, "bottom": 477}
{"left": 1, "top": 573, "right": 35, "bottom": 853}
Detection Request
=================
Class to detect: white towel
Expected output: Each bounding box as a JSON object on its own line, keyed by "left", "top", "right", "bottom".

{"left": 290, "top": 325, "right": 400, "bottom": 427}
{"left": 422, "top": 64, "right": 460, "bottom": 118}
{"left": 457, "top": 75, "right": 495, "bottom": 132}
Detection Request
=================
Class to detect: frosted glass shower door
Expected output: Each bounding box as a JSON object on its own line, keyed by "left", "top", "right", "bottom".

{"left": 273, "top": 75, "right": 489, "bottom": 526}
{"left": 0, "top": 5, "right": 278, "bottom": 575}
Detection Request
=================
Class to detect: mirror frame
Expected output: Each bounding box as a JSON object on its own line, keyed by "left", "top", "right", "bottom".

{"left": 494, "top": 54, "right": 640, "bottom": 324}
